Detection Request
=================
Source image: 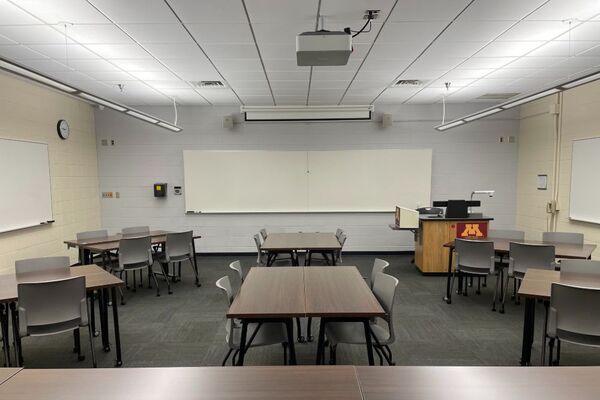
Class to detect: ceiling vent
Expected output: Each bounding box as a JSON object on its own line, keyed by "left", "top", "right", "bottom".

{"left": 191, "top": 80, "right": 227, "bottom": 88}
{"left": 394, "top": 79, "right": 426, "bottom": 87}
{"left": 477, "top": 92, "right": 520, "bottom": 100}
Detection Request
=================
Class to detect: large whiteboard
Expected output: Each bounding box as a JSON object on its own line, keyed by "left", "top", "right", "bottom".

{"left": 0, "top": 138, "right": 53, "bottom": 233}
{"left": 184, "top": 149, "right": 431, "bottom": 213}
{"left": 570, "top": 137, "right": 600, "bottom": 224}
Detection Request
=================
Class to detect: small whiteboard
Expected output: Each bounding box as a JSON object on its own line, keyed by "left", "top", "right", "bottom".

{"left": 0, "top": 138, "right": 53, "bottom": 233}
{"left": 569, "top": 137, "right": 600, "bottom": 224}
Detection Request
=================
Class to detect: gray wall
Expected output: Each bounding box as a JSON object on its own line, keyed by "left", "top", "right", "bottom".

{"left": 94, "top": 104, "right": 519, "bottom": 252}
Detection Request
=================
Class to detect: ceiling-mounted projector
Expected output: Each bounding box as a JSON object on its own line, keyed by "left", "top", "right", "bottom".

{"left": 296, "top": 31, "right": 352, "bottom": 66}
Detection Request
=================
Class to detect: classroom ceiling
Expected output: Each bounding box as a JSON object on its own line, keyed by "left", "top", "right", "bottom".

{"left": 0, "top": 0, "right": 599, "bottom": 107}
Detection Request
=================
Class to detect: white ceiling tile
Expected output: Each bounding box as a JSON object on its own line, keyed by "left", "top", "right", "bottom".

{"left": 0, "top": 25, "right": 67, "bottom": 44}
{"left": 357, "top": 57, "right": 412, "bottom": 72}
{"left": 27, "top": 44, "right": 99, "bottom": 60}
{"left": 85, "top": 43, "right": 152, "bottom": 59}
{"left": 0, "top": 44, "right": 47, "bottom": 60}
{"left": 11, "top": 0, "right": 108, "bottom": 24}
{"left": 423, "top": 41, "right": 487, "bottom": 58}
{"left": 142, "top": 42, "right": 205, "bottom": 59}
{"left": 389, "top": 0, "right": 472, "bottom": 22}
{"left": 263, "top": 58, "right": 305, "bottom": 71}
{"left": 476, "top": 41, "right": 545, "bottom": 57}
{"left": 147, "top": 80, "right": 191, "bottom": 89}
{"left": 498, "top": 21, "right": 570, "bottom": 42}
{"left": 311, "top": 70, "right": 356, "bottom": 80}
{"left": 272, "top": 87, "right": 307, "bottom": 95}
{"left": 443, "top": 68, "right": 495, "bottom": 80}
{"left": 579, "top": 44, "right": 600, "bottom": 57}
{"left": 220, "top": 70, "right": 266, "bottom": 80}
{"left": 461, "top": 0, "right": 547, "bottom": 21}
{"left": 458, "top": 57, "right": 516, "bottom": 69}
{"left": 129, "top": 70, "right": 179, "bottom": 81}
{"left": 377, "top": 22, "right": 447, "bottom": 44}
{"left": 319, "top": 0, "right": 396, "bottom": 23}
{"left": 246, "top": 0, "right": 318, "bottom": 23}
{"left": 0, "top": 35, "right": 17, "bottom": 45}
{"left": 159, "top": 87, "right": 207, "bottom": 102}
{"left": 485, "top": 68, "right": 542, "bottom": 80}
{"left": 367, "top": 42, "right": 423, "bottom": 60}
{"left": 234, "top": 87, "right": 272, "bottom": 96}
{"left": 212, "top": 58, "right": 263, "bottom": 71}
{"left": 18, "top": 58, "right": 72, "bottom": 72}
{"left": 203, "top": 44, "right": 259, "bottom": 59}
{"left": 509, "top": 56, "right": 567, "bottom": 68}
{"left": 441, "top": 20, "right": 516, "bottom": 42}
{"left": 528, "top": 40, "right": 597, "bottom": 57}
{"left": 563, "top": 22, "right": 600, "bottom": 42}
{"left": 429, "top": 78, "right": 475, "bottom": 88}
{"left": 527, "top": 0, "right": 600, "bottom": 21}
{"left": 186, "top": 23, "right": 253, "bottom": 44}
{"left": 274, "top": 96, "right": 307, "bottom": 105}
{"left": 240, "top": 95, "right": 274, "bottom": 105}
{"left": 66, "top": 58, "right": 121, "bottom": 72}
{"left": 227, "top": 79, "right": 270, "bottom": 89}
{"left": 85, "top": 70, "right": 144, "bottom": 81}
{"left": 109, "top": 58, "right": 165, "bottom": 71}
{"left": 68, "top": 24, "right": 133, "bottom": 44}
{"left": 121, "top": 23, "right": 190, "bottom": 43}
{"left": 267, "top": 70, "right": 309, "bottom": 80}
{"left": 342, "top": 95, "right": 376, "bottom": 105}
{"left": 307, "top": 80, "right": 350, "bottom": 89}
{"left": 90, "top": 0, "right": 179, "bottom": 23}
{"left": 344, "top": 87, "right": 383, "bottom": 97}
{"left": 167, "top": 0, "right": 248, "bottom": 23}
{"left": 252, "top": 23, "right": 313, "bottom": 45}
{"left": 199, "top": 89, "right": 241, "bottom": 105}
{"left": 259, "top": 44, "right": 297, "bottom": 59}
{"left": 467, "top": 77, "right": 522, "bottom": 87}
{"left": 0, "top": 2, "right": 45, "bottom": 25}
{"left": 171, "top": 68, "right": 223, "bottom": 81}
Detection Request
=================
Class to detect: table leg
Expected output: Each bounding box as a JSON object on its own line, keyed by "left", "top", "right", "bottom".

{"left": 331, "top": 251, "right": 337, "bottom": 266}
{"left": 236, "top": 320, "right": 249, "bottom": 366}
{"left": 296, "top": 318, "right": 305, "bottom": 342}
{"left": 444, "top": 248, "right": 453, "bottom": 303}
{"left": 315, "top": 318, "right": 327, "bottom": 365}
{"left": 99, "top": 288, "right": 110, "bottom": 352}
{"left": 520, "top": 297, "right": 536, "bottom": 366}
{"left": 285, "top": 319, "right": 297, "bottom": 365}
{"left": 191, "top": 240, "right": 201, "bottom": 287}
{"left": 362, "top": 319, "right": 375, "bottom": 366}
{"left": 9, "top": 302, "right": 22, "bottom": 367}
{"left": 111, "top": 287, "right": 123, "bottom": 367}
{"left": 89, "top": 291, "right": 98, "bottom": 337}
{"left": 0, "top": 303, "right": 11, "bottom": 367}
{"left": 541, "top": 300, "right": 549, "bottom": 365}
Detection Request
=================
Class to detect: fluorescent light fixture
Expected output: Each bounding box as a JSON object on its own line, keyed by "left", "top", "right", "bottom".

{"left": 157, "top": 121, "right": 182, "bottom": 132}
{"left": 79, "top": 92, "right": 127, "bottom": 112}
{"left": 241, "top": 105, "right": 373, "bottom": 121}
{"left": 126, "top": 110, "right": 159, "bottom": 124}
{"left": 436, "top": 120, "right": 464, "bottom": 131}
{"left": 500, "top": 88, "right": 560, "bottom": 109}
{"left": 464, "top": 108, "right": 503, "bottom": 122}
{"left": 561, "top": 71, "right": 600, "bottom": 89}
{"left": 0, "top": 60, "right": 77, "bottom": 93}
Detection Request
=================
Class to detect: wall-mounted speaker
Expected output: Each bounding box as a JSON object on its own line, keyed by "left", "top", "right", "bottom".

{"left": 382, "top": 113, "right": 393, "bottom": 128}
{"left": 223, "top": 115, "right": 234, "bottom": 129}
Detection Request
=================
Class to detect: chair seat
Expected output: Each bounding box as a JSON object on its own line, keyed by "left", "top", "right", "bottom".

{"left": 113, "top": 261, "right": 151, "bottom": 272}
{"left": 457, "top": 265, "right": 496, "bottom": 275}
{"left": 227, "top": 321, "right": 288, "bottom": 349}
{"left": 26, "top": 318, "right": 82, "bottom": 337}
{"left": 325, "top": 320, "right": 391, "bottom": 346}
{"left": 155, "top": 252, "right": 192, "bottom": 263}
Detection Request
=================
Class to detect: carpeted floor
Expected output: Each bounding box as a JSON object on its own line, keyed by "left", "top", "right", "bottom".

{"left": 15, "top": 254, "right": 600, "bottom": 368}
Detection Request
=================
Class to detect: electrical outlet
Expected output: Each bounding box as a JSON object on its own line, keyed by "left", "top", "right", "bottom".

{"left": 110, "top": 139, "right": 115, "bottom": 146}
{"left": 102, "top": 192, "right": 113, "bottom": 198}
{"left": 499, "top": 136, "right": 504, "bottom": 143}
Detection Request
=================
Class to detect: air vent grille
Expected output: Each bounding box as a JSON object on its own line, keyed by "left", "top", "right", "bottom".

{"left": 477, "top": 92, "right": 520, "bottom": 100}
{"left": 394, "top": 79, "right": 426, "bottom": 86}
{"left": 191, "top": 80, "right": 227, "bottom": 88}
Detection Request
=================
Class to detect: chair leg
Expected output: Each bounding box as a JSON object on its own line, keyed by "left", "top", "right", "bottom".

{"left": 283, "top": 343, "right": 288, "bottom": 365}
{"left": 159, "top": 263, "right": 172, "bottom": 294}
{"left": 87, "top": 323, "right": 97, "bottom": 368}
{"left": 482, "top": 275, "right": 487, "bottom": 287}
{"left": 307, "top": 317, "right": 313, "bottom": 342}
{"left": 151, "top": 270, "right": 161, "bottom": 297}
{"left": 221, "top": 348, "right": 233, "bottom": 366}
{"left": 548, "top": 338, "right": 554, "bottom": 366}
{"left": 178, "top": 262, "right": 182, "bottom": 282}
{"left": 511, "top": 279, "right": 517, "bottom": 299}
{"left": 329, "top": 344, "right": 337, "bottom": 365}
{"left": 373, "top": 345, "right": 384, "bottom": 366}
{"left": 500, "top": 275, "right": 510, "bottom": 314}
{"left": 138, "top": 270, "right": 143, "bottom": 288}
{"left": 491, "top": 273, "right": 499, "bottom": 312}
{"left": 515, "top": 279, "right": 521, "bottom": 305}
{"left": 556, "top": 339, "right": 561, "bottom": 366}
{"left": 476, "top": 277, "right": 481, "bottom": 295}
{"left": 449, "top": 269, "right": 457, "bottom": 304}
{"left": 231, "top": 349, "right": 239, "bottom": 366}
{"left": 74, "top": 328, "right": 84, "bottom": 361}
{"left": 189, "top": 257, "right": 201, "bottom": 287}
{"left": 296, "top": 318, "right": 304, "bottom": 342}
{"left": 383, "top": 345, "right": 395, "bottom": 366}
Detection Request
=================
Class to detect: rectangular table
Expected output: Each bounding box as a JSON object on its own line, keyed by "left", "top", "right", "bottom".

{"left": 0, "top": 368, "right": 20, "bottom": 385}
{"left": 518, "top": 268, "right": 600, "bottom": 366}
{"left": 228, "top": 266, "right": 384, "bottom": 366}
{"left": 443, "top": 238, "right": 596, "bottom": 303}
{"left": 261, "top": 233, "right": 342, "bottom": 266}
{"left": 0, "top": 265, "right": 125, "bottom": 367}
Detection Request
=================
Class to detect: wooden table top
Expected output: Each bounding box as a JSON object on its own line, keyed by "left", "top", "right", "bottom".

{"left": 227, "top": 267, "right": 306, "bottom": 319}
{"left": 444, "top": 238, "right": 596, "bottom": 259}
{"left": 79, "top": 234, "right": 202, "bottom": 253}
{"left": 0, "top": 265, "right": 124, "bottom": 303}
{"left": 356, "top": 366, "right": 600, "bottom": 400}
{"left": 0, "top": 368, "right": 21, "bottom": 386}
{"left": 64, "top": 230, "right": 171, "bottom": 248}
{"left": 304, "top": 267, "right": 385, "bottom": 318}
{"left": 0, "top": 366, "right": 362, "bottom": 400}
{"left": 261, "top": 233, "right": 342, "bottom": 251}
{"left": 518, "top": 268, "right": 600, "bottom": 300}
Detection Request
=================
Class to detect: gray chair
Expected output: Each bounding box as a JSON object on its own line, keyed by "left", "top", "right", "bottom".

{"left": 111, "top": 236, "right": 161, "bottom": 301}
{"left": 216, "top": 276, "right": 289, "bottom": 365}
{"left": 501, "top": 242, "right": 557, "bottom": 313}
{"left": 369, "top": 258, "right": 390, "bottom": 290}
{"left": 451, "top": 239, "right": 500, "bottom": 311}
{"left": 15, "top": 256, "right": 70, "bottom": 274}
{"left": 260, "top": 229, "right": 268, "bottom": 241}
{"left": 325, "top": 272, "right": 399, "bottom": 365}
{"left": 121, "top": 226, "right": 150, "bottom": 237}
{"left": 335, "top": 228, "right": 344, "bottom": 240}
{"left": 156, "top": 231, "right": 200, "bottom": 293}
{"left": 229, "top": 260, "right": 244, "bottom": 282}
{"left": 560, "top": 259, "right": 600, "bottom": 274}
{"left": 543, "top": 231, "right": 584, "bottom": 245}
{"left": 76, "top": 230, "right": 110, "bottom": 265}
{"left": 336, "top": 233, "right": 347, "bottom": 264}
{"left": 487, "top": 229, "right": 525, "bottom": 292}
{"left": 254, "top": 234, "right": 267, "bottom": 265}
{"left": 546, "top": 282, "right": 600, "bottom": 366}
{"left": 16, "top": 276, "right": 96, "bottom": 367}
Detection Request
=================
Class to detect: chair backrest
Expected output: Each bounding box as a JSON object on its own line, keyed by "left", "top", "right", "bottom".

{"left": 543, "top": 231, "right": 584, "bottom": 246}
{"left": 76, "top": 229, "right": 108, "bottom": 241}
{"left": 216, "top": 276, "right": 234, "bottom": 305}
{"left": 121, "top": 226, "right": 150, "bottom": 237}
{"left": 488, "top": 229, "right": 525, "bottom": 241}
{"left": 164, "top": 231, "right": 194, "bottom": 262}
{"left": 253, "top": 234, "right": 262, "bottom": 251}
{"left": 372, "top": 272, "right": 399, "bottom": 343}
{"left": 17, "top": 276, "right": 87, "bottom": 337}
{"left": 229, "top": 260, "right": 244, "bottom": 282}
{"left": 370, "top": 258, "right": 390, "bottom": 289}
{"left": 15, "top": 256, "right": 70, "bottom": 274}
{"left": 259, "top": 229, "right": 268, "bottom": 241}
{"left": 416, "top": 207, "right": 443, "bottom": 215}
{"left": 550, "top": 283, "right": 600, "bottom": 341}
{"left": 335, "top": 228, "right": 344, "bottom": 239}
{"left": 455, "top": 239, "right": 495, "bottom": 272}
{"left": 338, "top": 233, "right": 347, "bottom": 246}
{"left": 118, "top": 236, "right": 153, "bottom": 270}
{"left": 559, "top": 259, "right": 600, "bottom": 275}
{"left": 509, "top": 242, "right": 556, "bottom": 275}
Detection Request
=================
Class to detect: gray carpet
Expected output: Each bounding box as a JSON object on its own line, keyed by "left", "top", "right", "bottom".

{"left": 16, "top": 254, "right": 600, "bottom": 368}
